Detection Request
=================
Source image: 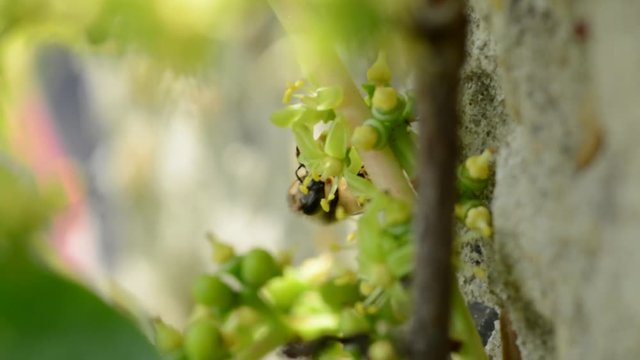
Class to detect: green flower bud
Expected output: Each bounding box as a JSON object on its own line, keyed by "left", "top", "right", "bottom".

{"left": 192, "top": 275, "right": 237, "bottom": 313}
{"left": 184, "top": 318, "right": 225, "bottom": 360}
{"left": 372, "top": 87, "right": 398, "bottom": 113}
{"left": 457, "top": 163, "right": 489, "bottom": 195}
{"left": 454, "top": 199, "right": 485, "bottom": 222}
{"left": 260, "top": 273, "right": 308, "bottom": 311}
{"left": 319, "top": 275, "right": 361, "bottom": 309}
{"left": 240, "top": 249, "right": 281, "bottom": 289}
{"left": 153, "top": 318, "right": 183, "bottom": 353}
{"left": 371, "top": 88, "right": 406, "bottom": 124}
{"left": 464, "top": 206, "right": 493, "bottom": 238}
{"left": 352, "top": 125, "right": 379, "bottom": 151}
{"left": 359, "top": 118, "right": 390, "bottom": 150}
{"left": 367, "top": 52, "right": 392, "bottom": 84}
{"left": 465, "top": 149, "right": 493, "bottom": 180}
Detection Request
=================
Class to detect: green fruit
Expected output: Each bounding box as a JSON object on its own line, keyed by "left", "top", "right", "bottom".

{"left": 184, "top": 318, "right": 224, "bottom": 360}
{"left": 319, "top": 277, "right": 361, "bottom": 309}
{"left": 192, "top": 275, "right": 236, "bottom": 312}
{"left": 240, "top": 249, "right": 281, "bottom": 288}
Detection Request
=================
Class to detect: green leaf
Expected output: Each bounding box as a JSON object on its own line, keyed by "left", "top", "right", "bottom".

{"left": 292, "top": 123, "right": 325, "bottom": 161}
{"left": 0, "top": 255, "right": 160, "bottom": 360}
{"left": 343, "top": 171, "right": 377, "bottom": 198}
{"left": 315, "top": 86, "right": 343, "bottom": 111}
{"left": 323, "top": 116, "right": 348, "bottom": 159}
{"left": 270, "top": 106, "right": 306, "bottom": 128}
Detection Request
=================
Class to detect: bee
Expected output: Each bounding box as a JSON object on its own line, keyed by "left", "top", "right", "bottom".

{"left": 288, "top": 163, "right": 364, "bottom": 223}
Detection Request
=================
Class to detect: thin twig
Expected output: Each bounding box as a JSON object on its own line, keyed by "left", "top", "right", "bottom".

{"left": 411, "top": 1, "right": 467, "bottom": 359}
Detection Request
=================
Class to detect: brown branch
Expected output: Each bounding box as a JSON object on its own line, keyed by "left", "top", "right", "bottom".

{"left": 411, "top": 1, "right": 467, "bottom": 359}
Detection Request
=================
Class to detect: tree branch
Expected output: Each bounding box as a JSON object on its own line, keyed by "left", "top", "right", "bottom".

{"left": 411, "top": 1, "right": 467, "bottom": 359}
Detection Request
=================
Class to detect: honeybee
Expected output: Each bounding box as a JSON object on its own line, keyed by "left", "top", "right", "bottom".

{"left": 288, "top": 163, "right": 364, "bottom": 223}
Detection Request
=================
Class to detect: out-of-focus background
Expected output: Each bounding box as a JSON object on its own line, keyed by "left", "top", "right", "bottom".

{"left": 0, "top": 0, "right": 399, "bottom": 328}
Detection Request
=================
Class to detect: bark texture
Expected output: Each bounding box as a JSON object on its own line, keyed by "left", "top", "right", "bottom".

{"left": 459, "top": 1, "right": 640, "bottom": 359}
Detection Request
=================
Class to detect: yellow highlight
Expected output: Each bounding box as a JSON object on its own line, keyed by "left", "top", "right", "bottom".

{"left": 346, "top": 232, "right": 357, "bottom": 243}
{"left": 335, "top": 205, "right": 346, "bottom": 220}
{"left": 464, "top": 206, "right": 493, "bottom": 238}
{"left": 465, "top": 149, "right": 493, "bottom": 180}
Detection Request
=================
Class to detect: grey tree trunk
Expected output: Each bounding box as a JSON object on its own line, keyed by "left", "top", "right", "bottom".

{"left": 460, "top": 1, "right": 640, "bottom": 359}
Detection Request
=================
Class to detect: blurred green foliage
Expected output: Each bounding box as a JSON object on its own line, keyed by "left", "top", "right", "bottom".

{"left": 0, "top": 255, "right": 160, "bottom": 360}
{"left": 0, "top": 157, "right": 160, "bottom": 359}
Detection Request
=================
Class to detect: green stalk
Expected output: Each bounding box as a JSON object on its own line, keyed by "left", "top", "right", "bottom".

{"left": 389, "top": 127, "right": 417, "bottom": 178}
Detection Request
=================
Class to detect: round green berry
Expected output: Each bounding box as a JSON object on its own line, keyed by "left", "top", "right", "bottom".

{"left": 192, "top": 275, "right": 236, "bottom": 312}
{"left": 240, "top": 249, "right": 281, "bottom": 288}
{"left": 261, "top": 274, "right": 307, "bottom": 311}
{"left": 184, "top": 318, "right": 224, "bottom": 360}
{"left": 319, "top": 277, "right": 361, "bottom": 309}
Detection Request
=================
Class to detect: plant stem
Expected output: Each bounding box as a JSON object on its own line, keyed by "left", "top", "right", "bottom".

{"left": 411, "top": 1, "right": 485, "bottom": 359}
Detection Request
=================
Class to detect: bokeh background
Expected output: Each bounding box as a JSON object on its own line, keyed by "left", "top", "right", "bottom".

{"left": 0, "top": 0, "right": 401, "bottom": 329}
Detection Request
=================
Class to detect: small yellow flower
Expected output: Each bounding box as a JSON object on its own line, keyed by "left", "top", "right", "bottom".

{"left": 282, "top": 79, "right": 305, "bottom": 104}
